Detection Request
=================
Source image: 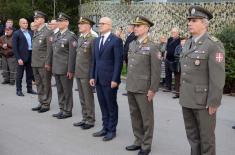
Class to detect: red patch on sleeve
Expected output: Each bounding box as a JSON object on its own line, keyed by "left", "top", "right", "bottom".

{"left": 215, "top": 52, "right": 224, "bottom": 62}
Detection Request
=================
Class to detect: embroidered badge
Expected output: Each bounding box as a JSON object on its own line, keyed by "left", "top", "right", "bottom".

{"left": 191, "top": 8, "right": 196, "bottom": 14}
{"left": 195, "top": 59, "right": 200, "bottom": 66}
{"left": 216, "top": 52, "right": 224, "bottom": 62}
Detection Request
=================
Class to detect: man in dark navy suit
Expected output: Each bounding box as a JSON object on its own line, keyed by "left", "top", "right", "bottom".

{"left": 12, "top": 18, "right": 36, "bottom": 96}
{"left": 90, "top": 17, "right": 123, "bottom": 141}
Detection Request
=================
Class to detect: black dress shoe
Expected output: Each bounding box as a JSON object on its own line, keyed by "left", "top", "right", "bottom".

{"left": 73, "top": 121, "right": 85, "bottom": 127}
{"left": 92, "top": 129, "right": 107, "bottom": 137}
{"left": 103, "top": 132, "right": 116, "bottom": 141}
{"left": 122, "top": 93, "right": 128, "bottom": 96}
{"left": 138, "top": 149, "right": 151, "bottom": 155}
{"left": 232, "top": 126, "right": 235, "bottom": 129}
{"left": 2, "top": 81, "right": 10, "bottom": 84}
{"left": 126, "top": 145, "right": 141, "bottom": 151}
{"left": 27, "top": 90, "right": 37, "bottom": 95}
{"left": 16, "top": 91, "right": 24, "bottom": 96}
{"left": 81, "top": 124, "right": 94, "bottom": 130}
{"left": 52, "top": 111, "right": 63, "bottom": 117}
{"left": 38, "top": 108, "right": 50, "bottom": 113}
{"left": 172, "top": 95, "right": 179, "bottom": 99}
{"left": 32, "top": 106, "right": 41, "bottom": 111}
{"left": 9, "top": 82, "right": 15, "bottom": 85}
{"left": 57, "top": 113, "right": 72, "bottom": 119}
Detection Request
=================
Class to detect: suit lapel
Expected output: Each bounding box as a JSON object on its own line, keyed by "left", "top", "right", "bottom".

{"left": 99, "top": 33, "right": 112, "bottom": 56}
{"left": 19, "top": 30, "right": 28, "bottom": 43}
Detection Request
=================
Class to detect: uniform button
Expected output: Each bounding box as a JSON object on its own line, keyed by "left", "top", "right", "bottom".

{"left": 131, "top": 58, "right": 134, "bottom": 61}
{"left": 204, "top": 88, "right": 207, "bottom": 91}
{"left": 130, "top": 65, "right": 133, "bottom": 67}
{"left": 184, "top": 64, "right": 187, "bottom": 67}
{"left": 182, "top": 72, "right": 186, "bottom": 75}
{"left": 182, "top": 80, "right": 185, "bottom": 83}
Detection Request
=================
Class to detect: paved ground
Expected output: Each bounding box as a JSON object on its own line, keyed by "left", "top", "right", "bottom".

{"left": 0, "top": 74, "right": 235, "bottom": 155}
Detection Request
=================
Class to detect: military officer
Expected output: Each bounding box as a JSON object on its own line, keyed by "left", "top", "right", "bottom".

{"left": 46, "top": 13, "right": 77, "bottom": 119}
{"left": 73, "top": 17, "right": 96, "bottom": 129}
{"left": 125, "top": 16, "right": 161, "bottom": 155}
{"left": 180, "top": 6, "right": 225, "bottom": 155}
{"left": 31, "top": 11, "right": 53, "bottom": 113}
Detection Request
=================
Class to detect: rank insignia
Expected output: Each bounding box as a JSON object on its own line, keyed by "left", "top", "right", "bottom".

{"left": 195, "top": 59, "right": 200, "bottom": 66}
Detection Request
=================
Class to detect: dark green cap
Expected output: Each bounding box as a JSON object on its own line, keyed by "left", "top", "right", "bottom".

{"left": 188, "top": 6, "right": 213, "bottom": 20}
{"left": 34, "top": 11, "right": 47, "bottom": 19}
{"left": 57, "top": 12, "right": 71, "bottom": 21}
{"left": 78, "top": 17, "right": 95, "bottom": 26}
{"left": 132, "top": 16, "right": 154, "bottom": 27}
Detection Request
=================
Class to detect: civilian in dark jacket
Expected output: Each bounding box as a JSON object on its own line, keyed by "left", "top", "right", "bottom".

{"left": 123, "top": 24, "right": 137, "bottom": 65}
{"left": 122, "top": 24, "right": 136, "bottom": 96}
{"left": 164, "top": 27, "right": 180, "bottom": 92}
{"left": 12, "top": 18, "right": 36, "bottom": 96}
{"left": 172, "top": 37, "right": 187, "bottom": 98}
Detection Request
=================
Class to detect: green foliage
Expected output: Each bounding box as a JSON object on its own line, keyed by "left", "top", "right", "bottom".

{"left": 216, "top": 25, "right": 235, "bottom": 93}
{"left": 0, "top": 0, "right": 82, "bottom": 33}
{"left": 122, "top": 63, "right": 127, "bottom": 76}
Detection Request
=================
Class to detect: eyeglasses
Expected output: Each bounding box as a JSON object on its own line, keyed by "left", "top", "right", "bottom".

{"left": 98, "top": 22, "right": 109, "bottom": 26}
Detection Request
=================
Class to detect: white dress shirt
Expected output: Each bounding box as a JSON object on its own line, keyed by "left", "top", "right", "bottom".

{"left": 99, "top": 31, "right": 111, "bottom": 48}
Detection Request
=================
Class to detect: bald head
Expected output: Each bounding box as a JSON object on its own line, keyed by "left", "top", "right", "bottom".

{"left": 98, "top": 17, "right": 112, "bottom": 34}
{"left": 171, "top": 27, "right": 179, "bottom": 38}
{"left": 19, "top": 18, "right": 28, "bottom": 30}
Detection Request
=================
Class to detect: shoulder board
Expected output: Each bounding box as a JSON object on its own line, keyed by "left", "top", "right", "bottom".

{"left": 68, "top": 31, "right": 75, "bottom": 35}
{"left": 209, "top": 35, "right": 219, "bottom": 42}
{"left": 143, "top": 37, "right": 149, "bottom": 44}
{"left": 91, "top": 34, "right": 97, "bottom": 38}
{"left": 86, "top": 33, "right": 95, "bottom": 38}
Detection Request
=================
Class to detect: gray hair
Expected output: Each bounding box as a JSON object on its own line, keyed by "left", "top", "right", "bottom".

{"left": 202, "top": 18, "right": 209, "bottom": 28}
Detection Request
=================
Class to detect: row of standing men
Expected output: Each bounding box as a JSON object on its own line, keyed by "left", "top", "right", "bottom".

{"left": 12, "top": 5, "right": 225, "bottom": 155}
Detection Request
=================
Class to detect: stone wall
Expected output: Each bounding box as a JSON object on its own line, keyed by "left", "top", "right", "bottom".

{"left": 79, "top": 1, "right": 235, "bottom": 40}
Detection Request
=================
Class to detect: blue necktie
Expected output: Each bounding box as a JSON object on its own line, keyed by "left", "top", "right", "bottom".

{"left": 100, "top": 36, "right": 104, "bottom": 51}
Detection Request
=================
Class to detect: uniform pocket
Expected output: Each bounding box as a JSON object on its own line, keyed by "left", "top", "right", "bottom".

{"left": 195, "top": 85, "right": 208, "bottom": 105}
{"left": 136, "top": 75, "right": 150, "bottom": 91}
{"left": 188, "top": 53, "right": 208, "bottom": 69}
